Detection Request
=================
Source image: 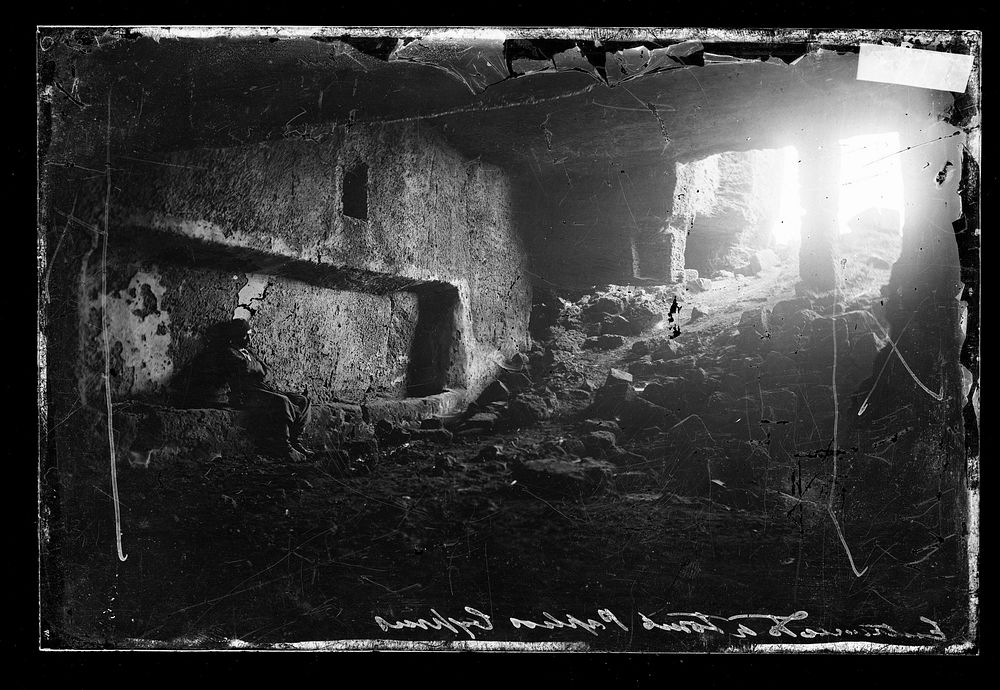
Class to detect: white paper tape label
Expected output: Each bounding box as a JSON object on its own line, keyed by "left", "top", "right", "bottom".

{"left": 857, "top": 43, "right": 973, "bottom": 93}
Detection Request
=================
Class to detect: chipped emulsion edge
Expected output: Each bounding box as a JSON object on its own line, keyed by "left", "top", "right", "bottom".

{"left": 958, "top": 37, "right": 981, "bottom": 649}
{"left": 64, "top": 638, "right": 971, "bottom": 653}
{"left": 732, "top": 640, "right": 975, "bottom": 654}
{"left": 964, "top": 118, "right": 981, "bottom": 649}
{"left": 124, "top": 26, "right": 954, "bottom": 46}
{"left": 37, "top": 204, "right": 51, "bottom": 601}
{"left": 107, "top": 638, "right": 591, "bottom": 651}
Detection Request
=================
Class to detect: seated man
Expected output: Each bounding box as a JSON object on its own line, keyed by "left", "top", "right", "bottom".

{"left": 173, "top": 319, "right": 312, "bottom": 462}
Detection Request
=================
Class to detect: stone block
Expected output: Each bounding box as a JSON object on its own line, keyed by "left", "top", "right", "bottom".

{"left": 750, "top": 248, "right": 781, "bottom": 273}
{"left": 651, "top": 339, "right": 684, "bottom": 361}
{"left": 600, "top": 314, "right": 634, "bottom": 336}
{"left": 511, "top": 457, "right": 615, "bottom": 498}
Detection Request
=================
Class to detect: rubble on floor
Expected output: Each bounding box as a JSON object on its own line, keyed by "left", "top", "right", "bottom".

{"left": 63, "top": 260, "right": 950, "bottom": 648}
{"left": 111, "top": 273, "right": 892, "bottom": 515}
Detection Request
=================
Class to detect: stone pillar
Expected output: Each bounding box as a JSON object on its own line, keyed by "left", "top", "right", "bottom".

{"left": 883, "top": 121, "right": 966, "bottom": 418}
{"left": 841, "top": 121, "right": 969, "bottom": 607}
{"left": 663, "top": 222, "right": 688, "bottom": 283}
{"left": 620, "top": 166, "right": 685, "bottom": 284}
{"left": 629, "top": 218, "right": 688, "bottom": 283}
{"left": 795, "top": 135, "right": 841, "bottom": 291}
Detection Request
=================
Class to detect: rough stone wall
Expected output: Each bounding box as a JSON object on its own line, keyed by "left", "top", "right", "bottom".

{"left": 248, "top": 280, "right": 420, "bottom": 402}
{"left": 69, "top": 121, "right": 530, "bottom": 407}
{"left": 77, "top": 248, "right": 433, "bottom": 405}
{"left": 514, "top": 165, "right": 675, "bottom": 290}
{"left": 513, "top": 177, "right": 632, "bottom": 291}
{"left": 514, "top": 149, "right": 784, "bottom": 289}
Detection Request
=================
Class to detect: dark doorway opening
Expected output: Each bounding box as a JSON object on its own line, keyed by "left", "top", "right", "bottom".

{"left": 407, "top": 285, "right": 459, "bottom": 398}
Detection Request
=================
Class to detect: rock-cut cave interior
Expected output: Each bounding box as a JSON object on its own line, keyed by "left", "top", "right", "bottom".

{"left": 38, "top": 28, "right": 980, "bottom": 650}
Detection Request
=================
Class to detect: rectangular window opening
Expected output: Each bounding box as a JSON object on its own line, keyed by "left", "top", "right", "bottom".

{"left": 343, "top": 163, "right": 369, "bottom": 220}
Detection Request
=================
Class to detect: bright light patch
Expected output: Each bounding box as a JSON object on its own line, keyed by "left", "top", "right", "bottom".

{"left": 773, "top": 146, "right": 803, "bottom": 246}
{"left": 838, "top": 132, "right": 905, "bottom": 236}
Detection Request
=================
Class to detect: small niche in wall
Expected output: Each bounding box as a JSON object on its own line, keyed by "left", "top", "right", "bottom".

{"left": 343, "top": 162, "right": 369, "bottom": 220}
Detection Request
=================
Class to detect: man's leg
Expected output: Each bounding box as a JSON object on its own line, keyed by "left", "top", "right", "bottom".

{"left": 285, "top": 392, "right": 311, "bottom": 442}
{"left": 247, "top": 391, "right": 304, "bottom": 461}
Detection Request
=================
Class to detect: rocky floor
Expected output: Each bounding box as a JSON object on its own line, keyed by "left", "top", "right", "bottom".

{"left": 48, "top": 250, "right": 968, "bottom": 650}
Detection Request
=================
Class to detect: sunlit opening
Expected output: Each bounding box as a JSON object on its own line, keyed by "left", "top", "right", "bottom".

{"left": 772, "top": 134, "right": 905, "bottom": 247}
{"left": 773, "top": 145, "right": 803, "bottom": 246}
{"left": 837, "top": 132, "right": 905, "bottom": 236}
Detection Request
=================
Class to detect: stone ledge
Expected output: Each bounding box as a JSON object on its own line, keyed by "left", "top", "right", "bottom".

{"left": 111, "top": 391, "right": 468, "bottom": 459}
{"left": 362, "top": 389, "right": 467, "bottom": 425}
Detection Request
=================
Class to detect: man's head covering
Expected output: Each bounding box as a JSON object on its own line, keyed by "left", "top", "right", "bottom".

{"left": 225, "top": 319, "right": 252, "bottom": 344}
{"left": 207, "top": 319, "right": 252, "bottom": 346}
